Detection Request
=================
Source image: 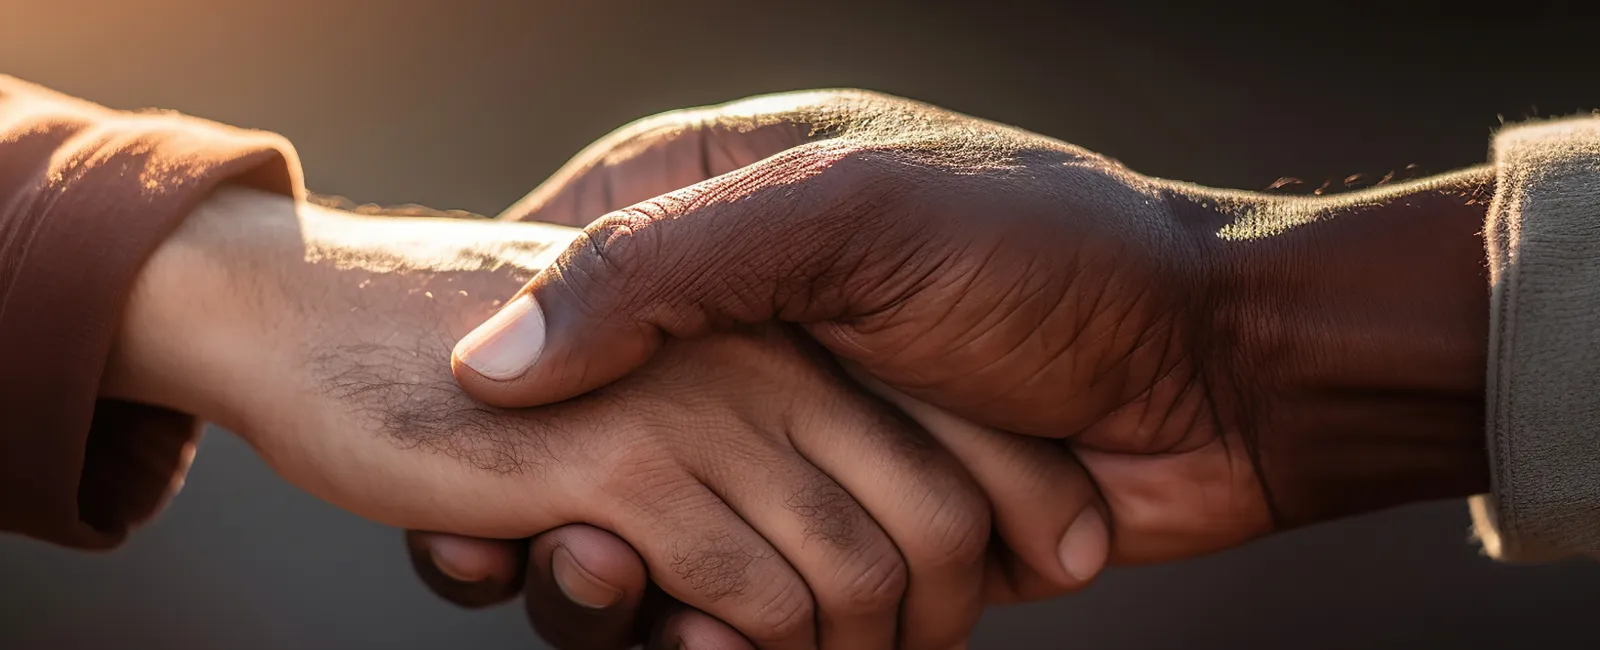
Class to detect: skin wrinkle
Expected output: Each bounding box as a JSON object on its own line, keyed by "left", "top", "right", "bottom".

{"left": 832, "top": 211, "right": 915, "bottom": 307}
{"left": 1071, "top": 269, "right": 1214, "bottom": 456}
{"left": 1117, "top": 325, "right": 1208, "bottom": 456}
{"left": 1078, "top": 277, "right": 1162, "bottom": 387}
{"left": 923, "top": 296, "right": 1039, "bottom": 403}
{"left": 941, "top": 253, "right": 1073, "bottom": 387}
{"left": 980, "top": 303, "right": 1083, "bottom": 419}
{"left": 836, "top": 234, "right": 957, "bottom": 342}
{"left": 918, "top": 254, "right": 1084, "bottom": 415}
{"left": 543, "top": 260, "right": 616, "bottom": 328}
{"left": 903, "top": 464, "right": 989, "bottom": 567}
{"left": 1199, "top": 359, "right": 1277, "bottom": 527}
{"left": 1086, "top": 275, "right": 1163, "bottom": 387}
{"left": 800, "top": 182, "right": 926, "bottom": 324}
{"left": 994, "top": 257, "right": 1060, "bottom": 338}
{"left": 1141, "top": 323, "right": 1201, "bottom": 447}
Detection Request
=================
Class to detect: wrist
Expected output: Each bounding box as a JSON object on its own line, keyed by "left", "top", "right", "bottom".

{"left": 1201, "top": 167, "right": 1494, "bottom": 526}
{"left": 102, "top": 186, "right": 294, "bottom": 429}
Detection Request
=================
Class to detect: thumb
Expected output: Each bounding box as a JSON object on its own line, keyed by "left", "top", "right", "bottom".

{"left": 452, "top": 142, "right": 918, "bottom": 407}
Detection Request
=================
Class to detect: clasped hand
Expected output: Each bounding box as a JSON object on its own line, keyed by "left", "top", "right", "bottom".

{"left": 112, "top": 90, "right": 1491, "bottom": 650}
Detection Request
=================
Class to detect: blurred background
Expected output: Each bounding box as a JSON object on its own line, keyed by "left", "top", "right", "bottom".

{"left": 4, "top": 0, "right": 1600, "bottom": 647}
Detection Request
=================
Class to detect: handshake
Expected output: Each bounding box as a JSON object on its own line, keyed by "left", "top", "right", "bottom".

{"left": 16, "top": 80, "right": 1500, "bottom": 649}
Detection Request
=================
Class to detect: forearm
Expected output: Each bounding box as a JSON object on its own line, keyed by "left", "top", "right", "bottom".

{"left": 104, "top": 187, "right": 576, "bottom": 420}
{"left": 103, "top": 187, "right": 585, "bottom": 534}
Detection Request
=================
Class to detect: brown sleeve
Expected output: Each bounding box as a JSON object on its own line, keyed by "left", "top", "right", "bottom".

{"left": 0, "top": 75, "right": 304, "bottom": 549}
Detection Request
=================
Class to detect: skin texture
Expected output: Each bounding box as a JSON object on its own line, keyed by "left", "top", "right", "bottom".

{"left": 96, "top": 89, "right": 1497, "bottom": 650}
{"left": 436, "top": 89, "right": 1495, "bottom": 647}
{"left": 104, "top": 187, "right": 1106, "bottom": 650}
{"left": 466, "top": 90, "right": 1279, "bottom": 563}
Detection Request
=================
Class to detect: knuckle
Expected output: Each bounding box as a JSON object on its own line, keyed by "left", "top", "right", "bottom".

{"left": 830, "top": 545, "right": 908, "bottom": 614}
{"left": 796, "top": 139, "right": 881, "bottom": 176}
{"left": 782, "top": 475, "right": 908, "bottom": 613}
{"left": 595, "top": 433, "right": 694, "bottom": 507}
{"left": 582, "top": 413, "right": 692, "bottom": 491}
{"left": 745, "top": 577, "right": 816, "bottom": 645}
{"left": 784, "top": 476, "right": 866, "bottom": 548}
{"left": 553, "top": 211, "right": 663, "bottom": 317}
{"left": 799, "top": 143, "right": 916, "bottom": 220}
{"left": 578, "top": 210, "right": 658, "bottom": 277}
{"left": 914, "top": 494, "right": 992, "bottom": 570}
{"left": 667, "top": 527, "right": 761, "bottom": 604}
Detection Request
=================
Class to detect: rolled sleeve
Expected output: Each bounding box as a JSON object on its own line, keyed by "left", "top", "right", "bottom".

{"left": 0, "top": 76, "right": 303, "bottom": 548}
{"left": 1474, "top": 114, "right": 1600, "bottom": 561}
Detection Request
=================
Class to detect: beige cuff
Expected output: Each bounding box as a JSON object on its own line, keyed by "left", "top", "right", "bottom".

{"left": 1474, "top": 114, "right": 1600, "bottom": 562}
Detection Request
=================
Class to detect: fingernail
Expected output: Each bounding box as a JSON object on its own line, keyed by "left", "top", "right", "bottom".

{"left": 552, "top": 546, "right": 623, "bottom": 609}
{"left": 1058, "top": 508, "right": 1109, "bottom": 582}
{"left": 453, "top": 293, "right": 546, "bottom": 380}
{"left": 429, "top": 539, "right": 488, "bottom": 583}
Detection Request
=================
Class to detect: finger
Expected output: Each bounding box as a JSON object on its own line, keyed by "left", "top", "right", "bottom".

{"left": 791, "top": 371, "right": 992, "bottom": 649}
{"left": 646, "top": 601, "right": 757, "bottom": 650}
{"left": 500, "top": 102, "right": 812, "bottom": 227}
{"left": 523, "top": 524, "right": 650, "bottom": 650}
{"left": 852, "top": 370, "right": 1112, "bottom": 602}
{"left": 404, "top": 531, "right": 526, "bottom": 609}
{"left": 452, "top": 143, "right": 920, "bottom": 409}
{"left": 588, "top": 467, "right": 819, "bottom": 650}
{"left": 687, "top": 437, "right": 906, "bottom": 650}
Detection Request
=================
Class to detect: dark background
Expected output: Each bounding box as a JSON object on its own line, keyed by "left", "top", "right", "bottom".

{"left": 3, "top": 1, "right": 1600, "bottom": 648}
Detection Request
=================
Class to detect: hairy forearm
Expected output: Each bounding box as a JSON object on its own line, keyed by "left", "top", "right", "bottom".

{"left": 109, "top": 190, "right": 537, "bottom": 413}
{"left": 103, "top": 186, "right": 586, "bottom": 533}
